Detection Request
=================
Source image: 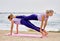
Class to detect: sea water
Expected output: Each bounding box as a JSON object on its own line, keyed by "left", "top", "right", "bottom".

{"left": 0, "top": 13, "right": 60, "bottom": 31}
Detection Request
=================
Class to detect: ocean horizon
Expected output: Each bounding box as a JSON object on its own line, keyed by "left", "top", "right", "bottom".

{"left": 0, "top": 13, "right": 60, "bottom": 31}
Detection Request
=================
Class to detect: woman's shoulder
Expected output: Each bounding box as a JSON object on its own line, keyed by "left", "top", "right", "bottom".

{"left": 32, "top": 13, "right": 46, "bottom": 16}
{"left": 12, "top": 18, "right": 16, "bottom": 20}
{"left": 12, "top": 18, "right": 21, "bottom": 21}
{"left": 38, "top": 13, "right": 45, "bottom": 16}
{"left": 12, "top": 18, "right": 18, "bottom": 21}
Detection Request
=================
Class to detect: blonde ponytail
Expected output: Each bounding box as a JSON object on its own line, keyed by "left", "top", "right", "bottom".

{"left": 46, "top": 10, "right": 54, "bottom": 14}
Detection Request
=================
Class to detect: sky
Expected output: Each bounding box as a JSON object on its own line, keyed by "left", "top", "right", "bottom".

{"left": 0, "top": 0, "right": 60, "bottom": 13}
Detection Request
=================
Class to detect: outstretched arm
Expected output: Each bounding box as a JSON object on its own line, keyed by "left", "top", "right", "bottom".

{"left": 40, "top": 16, "right": 45, "bottom": 36}
{"left": 43, "top": 20, "right": 48, "bottom": 36}
{"left": 40, "top": 15, "right": 48, "bottom": 36}
{"left": 10, "top": 20, "right": 14, "bottom": 35}
{"left": 40, "top": 15, "right": 45, "bottom": 30}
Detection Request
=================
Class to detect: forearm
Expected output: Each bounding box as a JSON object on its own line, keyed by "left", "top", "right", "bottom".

{"left": 10, "top": 26, "right": 13, "bottom": 34}
{"left": 44, "top": 23, "right": 47, "bottom": 29}
{"left": 10, "top": 24, "right": 14, "bottom": 35}
{"left": 43, "top": 20, "right": 48, "bottom": 29}
{"left": 40, "top": 21, "right": 44, "bottom": 29}
{"left": 40, "top": 21, "right": 44, "bottom": 35}
{"left": 16, "top": 24, "right": 18, "bottom": 34}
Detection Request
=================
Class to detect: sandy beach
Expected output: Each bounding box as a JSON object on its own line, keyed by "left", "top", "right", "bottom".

{"left": 0, "top": 30, "right": 60, "bottom": 41}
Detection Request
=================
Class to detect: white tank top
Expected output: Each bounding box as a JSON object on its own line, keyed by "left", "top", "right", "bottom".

{"left": 37, "top": 14, "right": 48, "bottom": 21}
{"left": 12, "top": 18, "right": 21, "bottom": 24}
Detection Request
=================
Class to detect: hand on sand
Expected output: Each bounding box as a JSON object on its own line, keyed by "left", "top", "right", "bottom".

{"left": 45, "top": 33, "right": 48, "bottom": 37}
{"left": 41, "top": 32, "right": 48, "bottom": 38}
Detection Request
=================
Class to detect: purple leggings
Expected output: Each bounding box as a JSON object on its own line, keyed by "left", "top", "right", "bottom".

{"left": 16, "top": 14, "right": 43, "bottom": 32}
{"left": 16, "top": 14, "right": 38, "bottom": 20}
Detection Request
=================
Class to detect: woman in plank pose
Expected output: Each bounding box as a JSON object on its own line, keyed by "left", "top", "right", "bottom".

{"left": 8, "top": 10, "right": 54, "bottom": 37}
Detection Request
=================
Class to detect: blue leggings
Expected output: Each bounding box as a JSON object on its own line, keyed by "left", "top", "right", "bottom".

{"left": 16, "top": 14, "right": 38, "bottom": 20}
{"left": 20, "top": 19, "right": 43, "bottom": 32}
{"left": 16, "top": 14, "right": 43, "bottom": 32}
